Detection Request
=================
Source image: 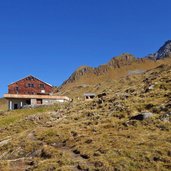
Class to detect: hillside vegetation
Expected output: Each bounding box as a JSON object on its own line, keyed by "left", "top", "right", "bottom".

{"left": 0, "top": 98, "right": 7, "bottom": 112}
{"left": 0, "top": 63, "right": 170, "bottom": 171}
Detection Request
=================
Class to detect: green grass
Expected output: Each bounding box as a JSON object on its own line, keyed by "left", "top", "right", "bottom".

{"left": 0, "top": 106, "right": 54, "bottom": 127}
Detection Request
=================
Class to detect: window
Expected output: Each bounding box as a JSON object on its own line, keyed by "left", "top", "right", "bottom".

{"left": 27, "top": 83, "right": 34, "bottom": 87}
{"left": 40, "top": 84, "right": 45, "bottom": 88}
{"left": 26, "top": 77, "right": 34, "bottom": 81}
{"left": 41, "top": 90, "right": 45, "bottom": 93}
{"left": 15, "top": 87, "right": 19, "bottom": 91}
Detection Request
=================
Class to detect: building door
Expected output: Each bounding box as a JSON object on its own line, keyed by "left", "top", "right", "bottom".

{"left": 14, "top": 104, "right": 18, "bottom": 109}
{"left": 26, "top": 99, "right": 31, "bottom": 105}
{"left": 37, "top": 99, "right": 42, "bottom": 104}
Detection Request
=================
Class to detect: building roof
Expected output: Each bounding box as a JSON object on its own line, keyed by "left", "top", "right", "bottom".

{"left": 4, "top": 94, "right": 71, "bottom": 101}
{"left": 9, "top": 75, "right": 52, "bottom": 87}
{"left": 84, "top": 93, "right": 96, "bottom": 96}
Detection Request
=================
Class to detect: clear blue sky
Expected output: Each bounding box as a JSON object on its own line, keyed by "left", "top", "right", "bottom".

{"left": 0, "top": 0, "right": 171, "bottom": 97}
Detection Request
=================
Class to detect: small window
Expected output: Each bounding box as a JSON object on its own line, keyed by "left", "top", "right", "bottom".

{"left": 41, "top": 90, "right": 45, "bottom": 93}
{"left": 27, "top": 83, "right": 34, "bottom": 87}
{"left": 26, "top": 77, "right": 33, "bottom": 80}
{"left": 40, "top": 84, "right": 45, "bottom": 88}
{"left": 28, "top": 76, "right": 34, "bottom": 81}
{"left": 15, "top": 87, "right": 19, "bottom": 91}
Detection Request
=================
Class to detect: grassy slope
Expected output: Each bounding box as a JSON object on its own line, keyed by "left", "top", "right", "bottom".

{"left": 0, "top": 64, "right": 170, "bottom": 171}
{"left": 0, "top": 98, "right": 7, "bottom": 112}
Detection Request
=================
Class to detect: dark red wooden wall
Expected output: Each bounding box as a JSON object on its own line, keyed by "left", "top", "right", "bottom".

{"left": 8, "top": 75, "right": 52, "bottom": 95}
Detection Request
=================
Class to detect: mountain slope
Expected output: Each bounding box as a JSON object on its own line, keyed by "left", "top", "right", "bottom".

{"left": 60, "top": 40, "right": 171, "bottom": 97}
{"left": 0, "top": 64, "right": 170, "bottom": 170}
{"left": 0, "top": 40, "right": 170, "bottom": 170}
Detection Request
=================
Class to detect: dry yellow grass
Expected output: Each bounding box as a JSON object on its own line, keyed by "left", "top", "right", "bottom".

{"left": 0, "top": 63, "right": 170, "bottom": 170}
{"left": 0, "top": 98, "right": 7, "bottom": 112}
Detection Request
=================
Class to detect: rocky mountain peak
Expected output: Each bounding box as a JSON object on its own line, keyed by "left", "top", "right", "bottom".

{"left": 62, "top": 66, "right": 94, "bottom": 85}
{"left": 76, "top": 66, "right": 92, "bottom": 72}
{"left": 155, "top": 40, "right": 171, "bottom": 59}
{"left": 108, "top": 53, "right": 136, "bottom": 68}
{"left": 61, "top": 40, "right": 171, "bottom": 88}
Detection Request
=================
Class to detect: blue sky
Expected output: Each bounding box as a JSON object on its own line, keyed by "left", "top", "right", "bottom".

{"left": 0, "top": 0, "right": 171, "bottom": 97}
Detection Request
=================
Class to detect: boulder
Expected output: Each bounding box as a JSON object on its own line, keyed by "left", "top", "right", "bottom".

{"left": 130, "top": 112, "right": 153, "bottom": 121}
{"left": 160, "top": 112, "right": 171, "bottom": 122}
{"left": 0, "top": 138, "right": 11, "bottom": 147}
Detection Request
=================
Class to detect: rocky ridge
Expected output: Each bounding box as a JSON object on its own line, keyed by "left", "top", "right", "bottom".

{"left": 61, "top": 41, "right": 171, "bottom": 90}
{"left": 154, "top": 40, "right": 171, "bottom": 59}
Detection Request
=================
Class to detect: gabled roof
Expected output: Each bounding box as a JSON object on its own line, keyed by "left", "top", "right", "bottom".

{"left": 9, "top": 75, "right": 53, "bottom": 87}
{"left": 84, "top": 93, "right": 96, "bottom": 96}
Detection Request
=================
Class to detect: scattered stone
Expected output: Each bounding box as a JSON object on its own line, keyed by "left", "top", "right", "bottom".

{"left": 166, "top": 102, "right": 171, "bottom": 108}
{"left": 94, "top": 161, "right": 103, "bottom": 168}
{"left": 25, "top": 160, "right": 35, "bottom": 166}
{"left": 97, "top": 92, "right": 107, "bottom": 98}
{"left": 0, "top": 151, "right": 9, "bottom": 159}
{"left": 85, "top": 139, "right": 93, "bottom": 144}
{"left": 30, "top": 149, "right": 42, "bottom": 157}
{"left": 145, "top": 104, "right": 154, "bottom": 110}
{"left": 148, "top": 85, "right": 155, "bottom": 90}
{"left": 144, "top": 85, "right": 154, "bottom": 93}
{"left": 50, "top": 111, "right": 63, "bottom": 119}
{"left": 40, "top": 148, "right": 52, "bottom": 159}
{"left": 44, "top": 122, "right": 53, "bottom": 127}
{"left": 93, "top": 152, "right": 101, "bottom": 157}
{"left": 77, "top": 163, "right": 89, "bottom": 171}
{"left": 8, "top": 158, "right": 25, "bottom": 170}
{"left": 130, "top": 112, "right": 153, "bottom": 121}
{"left": 160, "top": 112, "right": 171, "bottom": 122}
{"left": 71, "top": 131, "right": 78, "bottom": 137}
{"left": 123, "top": 120, "right": 137, "bottom": 127}
{"left": 26, "top": 115, "right": 42, "bottom": 122}
{"left": 0, "top": 138, "right": 11, "bottom": 147}
{"left": 167, "top": 151, "right": 171, "bottom": 157}
{"left": 80, "top": 154, "right": 90, "bottom": 159}
{"left": 73, "top": 149, "right": 80, "bottom": 155}
{"left": 27, "top": 131, "right": 36, "bottom": 141}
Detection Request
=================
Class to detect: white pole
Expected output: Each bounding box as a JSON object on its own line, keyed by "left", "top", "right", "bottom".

{"left": 10, "top": 101, "right": 12, "bottom": 110}
{"left": 20, "top": 101, "right": 23, "bottom": 108}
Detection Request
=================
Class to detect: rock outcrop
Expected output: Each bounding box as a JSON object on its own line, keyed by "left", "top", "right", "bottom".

{"left": 155, "top": 40, "right": 171, "bottom": 59}
{"left": 147, "top": 40, "right": 171, "bottom": 60}
{"left": 61, "top": 40, "right": 171, "bottom": 91}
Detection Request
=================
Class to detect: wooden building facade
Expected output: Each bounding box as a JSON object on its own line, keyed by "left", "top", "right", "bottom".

{"left": 4, "top": 75, "right": 71, "bottom": 110}
{"left": 8, "top": 75, "right": 52, "bottom": 95}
